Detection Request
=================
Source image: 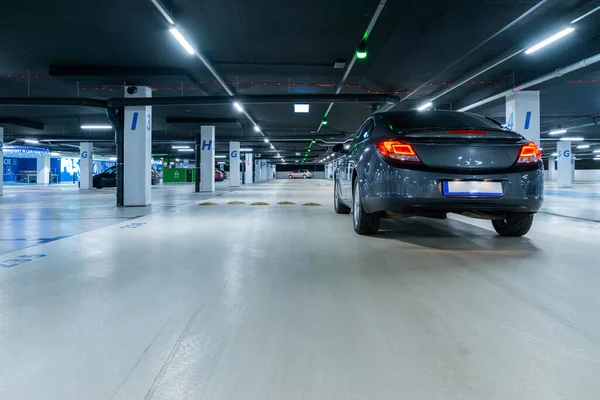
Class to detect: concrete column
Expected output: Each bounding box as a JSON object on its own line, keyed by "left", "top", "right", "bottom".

{"left": 123, "top": 86, "right": 152, "bottom": 206}
{"left": 0, "top": 127, "right": 3, "bottom": 196}
{"left": 79, "top": 142, "right": 93, "bottom": 189}
{"left": 200, "top": 125, "right": 215, "bottom": 192}
{"left": 229, "top": 141, "right": 240, "bottom": 187}
{"left": 37, "top": 155, "right": 50, "bottom": 184}
{"left": 272, "top": 164, "right": 276, "bottom": 180}
{"left": 255, "top": 160, "right": 262, "bottom": 182}
{"left": 245, "top": 153, "right": 253, "bottom": 184}
{"left": 548, "top": 156, "right": 556, "bottom": 181}
{"left": 266, "top": 163, "right": 271, "bottom": 181}
{"left": 506, "top": 91, "right": 540, "bottom": 145}
{"left": 261, "top": 160, "right": 267, "bottom": 181}
{"left": 557, "top": 141, "right": 572, "bottom": 188}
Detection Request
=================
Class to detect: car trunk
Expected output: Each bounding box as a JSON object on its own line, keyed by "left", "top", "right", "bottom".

{"left": 403, "top": 129, "right": 525, "bottom": 171}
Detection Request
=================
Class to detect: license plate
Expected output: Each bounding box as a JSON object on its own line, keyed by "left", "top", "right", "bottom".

{"left": 442, "top": 181, "right": 503, "bottom": 197}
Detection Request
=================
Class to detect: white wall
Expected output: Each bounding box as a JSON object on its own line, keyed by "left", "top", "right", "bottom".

{"left": 545, "top": 169, "right": 600, "bottom": 182}
{"left": 574, "top": 169, "right": 600, "bottom": 182}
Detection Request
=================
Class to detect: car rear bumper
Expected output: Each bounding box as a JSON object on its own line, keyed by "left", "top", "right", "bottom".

{"left": 361, "top": 167, "right": 543, "bottom": 214}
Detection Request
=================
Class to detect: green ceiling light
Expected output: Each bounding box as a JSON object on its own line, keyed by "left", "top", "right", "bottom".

{"left": 312, "top": 140, "right": 316, "bottom": 144}
{"left": 321, "top": 116, "right": 328, "bottom": 126}
{"left": 308, "top": 149, "right": 311, "bottom": 153}
{"left": 356, "top": 40, "right": 367, "bottom": 59}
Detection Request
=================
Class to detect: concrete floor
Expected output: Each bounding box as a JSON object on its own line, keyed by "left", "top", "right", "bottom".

{"left": 1, "top": 180, "right": 600, "bottom": 399}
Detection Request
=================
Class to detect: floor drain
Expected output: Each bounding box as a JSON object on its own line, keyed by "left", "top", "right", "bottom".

{"left": 227, "top": 201, "right": 246, "bottom": 205}
{"left": 277, "top": 201, "right": 296, "bottom": 205}
{"left": 303, "top": 202, "right": 321, "bottom": 207}
{"left": 198, "top": 202, "right": 218, "bottom": 206}
{"left": 250, "top": 202, "right": 270, "bottom": 206}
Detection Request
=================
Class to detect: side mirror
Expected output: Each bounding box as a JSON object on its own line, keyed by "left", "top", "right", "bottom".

{"left": 332, "top": 143, "right": 347, "bottom": 153}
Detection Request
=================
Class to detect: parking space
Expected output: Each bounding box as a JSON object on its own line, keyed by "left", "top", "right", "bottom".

{"left": 1, "top": 180, "right": 600, "bottom": 398}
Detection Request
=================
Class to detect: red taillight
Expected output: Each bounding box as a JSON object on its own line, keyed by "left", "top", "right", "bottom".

{"left": 517, "top": 142, "right": 541, "bottom": 164}
{"left": 376, "top": 140, "right": 421, "bottom": 162}
{"left": 449, "top": 130, "right": 488, "bottom": 135}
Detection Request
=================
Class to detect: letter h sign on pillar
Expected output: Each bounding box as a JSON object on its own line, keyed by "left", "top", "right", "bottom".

{"left": 200, "top": 126, "right": 215, "bottom": 192}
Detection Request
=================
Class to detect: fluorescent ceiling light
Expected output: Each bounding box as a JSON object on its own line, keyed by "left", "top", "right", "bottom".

{"left": 577, "top": 144, "right": 590, "bottom": 149}
{"left": 81, "top": 124, "right": 112, "bottom": 130}
{"left": 109, "top": 157, "right": 117, "bottom": 161}
{"left": 175, "top": 158, "right": 180, "bottom": 161}
{"left": 548, "top": 128, "right": 567, "bottom": 135}
{"left": 169, "top": 28, "right": 195, "bottom": 55}
{"left": 294, "top": 104, "right": 310, "bottom": 113}
{"left": 593, "top": 149, "right": 600, "bottom": 153}
{"left": 417, "top": 102, "right": 433, "bottom": 111}
{"left": 151, "top": 0, "right": 175, "bottom": 25}
{"left": 264, "top": 138, "right": 269, "bottom": 143}
{"left": 172, "top": 145, "right": 190, "bottom": 149}
{"left": 525, "top": 27, "right": 575, "bottom": 54}
{"left": 254, "top": 126, "right": 260, "bottom": 132}
{"left": 177, "top": 148, "right": 194, "bottom": 152}
{"left": 240, "top": 148, "right": 253, "bottom": 151}
{"left": 24, "top": 139, "right": 39, "bottom": 144}
{"left": 233, "top": 102, "right": 243, "bottom": 112}
{"left": 50, "top": 152, "right": 61, "bottom": 156}
{"left": 560, "top": 137, "right": 584, "bottom": 141}
{"left": 215, "top": 155, "right": 226, "bottom": 159}
{"left": 551, "top": 152, "right": 558, "bottom": 156}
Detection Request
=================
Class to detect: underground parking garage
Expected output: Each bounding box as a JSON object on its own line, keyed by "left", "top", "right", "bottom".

{"left": 2, "top": 1, "right": 600, "bottom": 398}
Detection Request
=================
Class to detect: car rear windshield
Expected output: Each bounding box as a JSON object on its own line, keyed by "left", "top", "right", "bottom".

{"left": 385, "top": 111, "right": 502, "bottom": 131}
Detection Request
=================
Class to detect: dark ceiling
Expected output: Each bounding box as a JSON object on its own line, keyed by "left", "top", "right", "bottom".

{"left": 1, "top": 0, "right": 600, "bottom": 162}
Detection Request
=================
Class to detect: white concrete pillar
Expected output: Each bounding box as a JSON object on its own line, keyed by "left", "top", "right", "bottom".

{"left": 37, "top": 155, "right": 50, "bottom": 184}
{"left": 506, "top": 91, "right": 540, "bottom": 145}
{"left": 557, "top": 141, "right": 572, "bottom": 188}
{"left": 548, "top": 156, "right": 556, "bottom": 181}
{"left": 0, "top": 127, "right": 3, "bottom": 196}
{"left": 245, "top": 153, "right": 253, "bottom": 184}
{"left": 229, "top": 141, "right": 240, "bottom": 187}
{"left": 255, "top": 159, "right": 261, "bottom": 182}
{"left": 261, "top": 160, "right": 267, "bottom": 181}
{"left": 79, "top": 142, "right": 93, "bottom": 189}
{"left": 266, "top": 163, "right": 271, "bottom": 181}
{"left": 124, "top": 86, "right": 152, "bottom": 206}
{"left": 200, "top": 125, "right": 215, "bottom": 192}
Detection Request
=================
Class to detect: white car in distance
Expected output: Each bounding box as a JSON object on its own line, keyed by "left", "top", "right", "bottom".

{"left": 288, "top": 169, "right": 313, "bottom": 179}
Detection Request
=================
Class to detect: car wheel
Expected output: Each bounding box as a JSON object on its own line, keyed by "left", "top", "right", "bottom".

{"left": 303, "top": 174, "right": 307, "bottom": 179}
{"left": 492, "top": 213, "right": 534, "bottom": 237}
{"left": 353, "top": 180, "right": 380, "bottom": 235}
{"left": 288, "top": 174, "right": 293, "bottom": 179}
{"left": 334, "top": 178, "right": 350, "bottom": 214}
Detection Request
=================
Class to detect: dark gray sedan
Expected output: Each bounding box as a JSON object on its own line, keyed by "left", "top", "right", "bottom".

{"left": 333, "top": 110, "right": 543, "bottom": 236}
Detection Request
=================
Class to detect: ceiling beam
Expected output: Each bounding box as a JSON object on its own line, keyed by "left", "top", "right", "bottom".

{"left": 0, "top": 118, "right": 44, "bottom": 130}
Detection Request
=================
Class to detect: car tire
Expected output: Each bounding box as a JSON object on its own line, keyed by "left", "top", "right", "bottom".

{"left": 492, "top": 213, "right": 534, "bottom": 237}
{"left": 288, "top": 174, "right": 293, "bottom": 179}
{"left": 303, "top": 174, "right": 307, "bottom": 179}
{"left": 334, "top": 178, "right": 350, "bottom": 214}
{"left": 353, "top": 180, "right": 380, "bottom": 235}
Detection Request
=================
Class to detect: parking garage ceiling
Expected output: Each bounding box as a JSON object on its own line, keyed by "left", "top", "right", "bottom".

{"left": 1, "top": 0, "right": 600, "bottom": 161}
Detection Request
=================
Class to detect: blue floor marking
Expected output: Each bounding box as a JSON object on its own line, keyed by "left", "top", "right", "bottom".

{"left": 544, "top": 190, "right": 600, "bottom": 200}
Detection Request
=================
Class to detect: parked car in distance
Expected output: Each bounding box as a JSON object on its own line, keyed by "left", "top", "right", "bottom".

{"left": 333, "top": 110, "right": 543, "bottom": 237}
{"left": 288, "top": 169, "right": 313, "bottom": 179}
{"left": 215, "top": 168, "right": 225, "bottom": 182}
{"left": 92, "top": 166, "right": 160, "bottom": 188}
{"left": 93, "top": 166, "right": 117, "bottom": 189}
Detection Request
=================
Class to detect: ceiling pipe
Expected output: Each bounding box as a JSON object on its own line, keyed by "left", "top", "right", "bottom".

{"left": 458, "top": 51, "right": 600, "bottom": 112}
{"left": 316, "top": 0, "right": 388, "bottom": 133}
